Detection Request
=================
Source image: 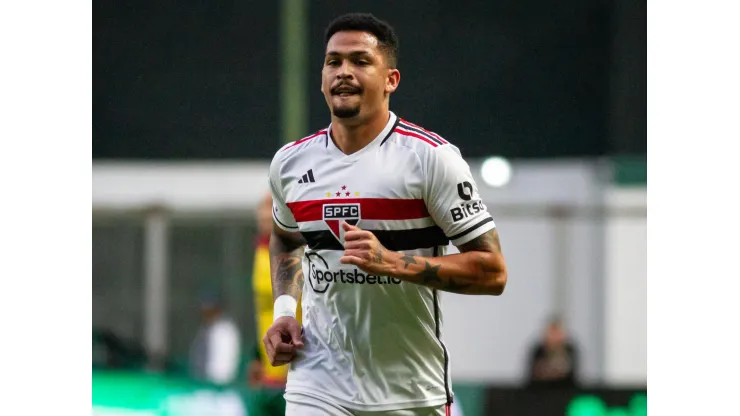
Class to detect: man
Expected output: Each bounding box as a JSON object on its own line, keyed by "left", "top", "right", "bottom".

{"left": 264, "top": 13, "right": 508, "bottom": 416}
{"left": 189, "top": 288, "right": 241, "bottom": 385}
{"left": 249, "top": 193, "right": 302, "bottom": 415}
{"left": 527, "top": 317, "right": 579, "bottom": 389}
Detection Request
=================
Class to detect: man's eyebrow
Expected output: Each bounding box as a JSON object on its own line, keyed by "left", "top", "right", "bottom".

{"left": 325, "top": 50, "right": 373, "bottom": 58}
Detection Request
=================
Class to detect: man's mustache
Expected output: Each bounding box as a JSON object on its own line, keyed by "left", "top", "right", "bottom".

{"left": 331, "top": 84, "right": 363, "bottom": 95}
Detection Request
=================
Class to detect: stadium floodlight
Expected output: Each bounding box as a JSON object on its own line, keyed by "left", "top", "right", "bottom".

{"left": 480, "top": 156, "right": 512, "bottom": 187}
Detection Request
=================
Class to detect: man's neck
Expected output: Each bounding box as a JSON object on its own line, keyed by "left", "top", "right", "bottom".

{"left": 330, "top": 109, "right": 390, "bottom": 155}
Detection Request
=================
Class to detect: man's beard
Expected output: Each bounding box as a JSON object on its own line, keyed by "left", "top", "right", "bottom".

{"left": 332, "top": 105, "right": 361, "bottom": 119}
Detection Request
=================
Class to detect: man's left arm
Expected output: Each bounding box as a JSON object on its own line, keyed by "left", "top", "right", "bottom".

{"left": 340, "top": 223, "right": 506, "bottom": 295}
{"left": 340, "top": 143, "right": 507, "bottom": 295}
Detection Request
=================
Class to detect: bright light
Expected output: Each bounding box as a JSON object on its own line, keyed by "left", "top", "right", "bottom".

{"left": 480, "top": 156, "right": 512, "bottom": 187}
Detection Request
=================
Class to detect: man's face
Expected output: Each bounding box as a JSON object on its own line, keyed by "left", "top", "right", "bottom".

{"left": 545, "top": 324, "right": 566, "bottom": 347}
{"left": 321, "top": 31, "right": 399, "bottom": 120}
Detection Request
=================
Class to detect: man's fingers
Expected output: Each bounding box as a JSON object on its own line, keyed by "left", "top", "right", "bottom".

{"left": 343, "top": 230, "right": 371, "bottom": 241}
{"left": 274, "top": 352, "right": 295, "bottom": 363}
{"left": 340, "top": 255, "right": 364, "bottom": 266}
{"left": 269, "top": 332, "right": 284, "bottom": 350}
{"left": 288, "top": 325, "right": 304, "bottom": 349}
{"left": 341, "top": 221, "right": 359, "bottom": 232}
{"left": 274, "top": 342, "right": 296, "bottom": 354}
{"left": 263, "top": 336, "right": 276, "bottom": 360}
{"left": 342, "top": 249, "right": 368, "bottom": 259}
{"left": 343, "top": 240, "right": 371, "bottom": 250}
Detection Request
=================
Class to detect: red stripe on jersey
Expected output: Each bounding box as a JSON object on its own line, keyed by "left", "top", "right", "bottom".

{"left": 393, "top": 128, "right": 438, "bottom": 147}
{"left": 398, "top": 122, "right": 444, "bottom": 145}
{"left": 399, "top": 119, "right": 448, "bottom": 144}
{"left": 286, "top": 198, "right": 429, "bottom": 222}
{"left": 282, "top": 130, "right": 327, "bottom": 151}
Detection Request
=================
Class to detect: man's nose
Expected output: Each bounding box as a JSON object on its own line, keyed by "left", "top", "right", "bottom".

{"left": 336, "top": 61, "right": 354, "bottom": 79}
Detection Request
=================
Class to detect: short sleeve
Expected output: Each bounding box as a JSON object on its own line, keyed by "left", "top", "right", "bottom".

{"left": 269, "top": 153, "right": 299, "bottom": 231}
{"left": 423, "top": 145, "right": 495, "bottom": 246}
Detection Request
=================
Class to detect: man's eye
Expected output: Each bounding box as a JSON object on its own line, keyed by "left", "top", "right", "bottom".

{"left": 357, "top": 60, "right": 370, "bottom": 65}
{"left": 327, "top": 60, "right": 340, "bottom": 66}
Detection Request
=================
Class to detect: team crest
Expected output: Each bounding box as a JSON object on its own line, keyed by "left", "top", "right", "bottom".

{"left": 323, "top": 203, "right": 360, "bottom": 242}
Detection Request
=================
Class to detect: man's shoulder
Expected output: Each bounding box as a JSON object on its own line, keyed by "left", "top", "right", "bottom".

{"left": 273, "top": 129, "right": 329, "bottom": 161}
{"left": 388, "top": 117, "right": 452, "bottom": 152}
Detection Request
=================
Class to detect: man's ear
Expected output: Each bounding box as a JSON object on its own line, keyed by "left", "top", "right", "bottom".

{"left": 386, "top": 69, "right": 400, "bottom": 94}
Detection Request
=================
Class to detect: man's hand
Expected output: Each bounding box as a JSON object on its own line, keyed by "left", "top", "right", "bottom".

{"left": 339, "top": 222, "right": 399, "bottom": 276}
{"left": 262, "top": 316, "right": 304, "bottom": 367}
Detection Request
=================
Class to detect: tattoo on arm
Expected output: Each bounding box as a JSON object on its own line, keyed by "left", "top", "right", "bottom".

{"left": 412, "top": 260, "right": 472, "bottom": 292}
{"left": 273, "top": 253, "right": 304, "bottom": 300}
{"left": 270, "top": 226, "right": 306, "bottom": 301}
{"left": 400, "top": 254, "right": 417, "bottom": 268}
{"left": 398, "top": 229, "right": 504, "bottom": 294}
{"left": 414, "top": 261, "right": 442, "bottom": 284}
{"left": 458, "top": 228, "right": 501, "bottom": 253}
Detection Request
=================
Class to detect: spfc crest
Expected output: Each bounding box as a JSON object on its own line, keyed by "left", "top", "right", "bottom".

{"left": 323, "top": 203, "right": 360, "bottom": 242}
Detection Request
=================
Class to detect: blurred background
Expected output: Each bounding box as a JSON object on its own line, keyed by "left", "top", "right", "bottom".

{"left": 92, "top": 0, "right": 646, "bottom": 415}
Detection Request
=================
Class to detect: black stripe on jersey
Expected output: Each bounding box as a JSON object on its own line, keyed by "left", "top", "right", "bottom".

{"left": 380, "top": 117, "right": 402, "bottom": 146}
{"left": 397, "top": 122, "right": 445, "bottom": 145}
{"left": 432, "top": 246, "right": 452, "bottom": 405}
{"left": 300, "top": 226, "right": 448, "bottom": 251}
{"left": 273, "top": 212, "right": 299, "bottom": 230}
{"left": 448, "top": 217, "right": 494, "bottom": 241}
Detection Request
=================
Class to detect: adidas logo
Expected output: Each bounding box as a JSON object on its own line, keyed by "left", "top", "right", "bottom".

{"left": 298, "top": 169, "right": 316, "bottom": 184}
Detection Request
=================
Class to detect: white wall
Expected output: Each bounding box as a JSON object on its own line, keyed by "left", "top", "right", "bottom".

{"left": 604, "top": 188, "right": 647, "bottom": 384}
{"left": 92, "top": 162, "right": 270, "bottom": 211}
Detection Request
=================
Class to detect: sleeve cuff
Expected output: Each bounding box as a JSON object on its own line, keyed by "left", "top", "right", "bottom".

{"left": 449, "top": 217, "right": 496, "bottom": 246}
{"left": 272, "top": 210, "right": 299, "bottom": 232}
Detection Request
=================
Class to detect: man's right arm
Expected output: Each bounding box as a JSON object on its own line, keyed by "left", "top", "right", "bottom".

{"left": 269, "top": 222, "right": 306, "bottom": 302}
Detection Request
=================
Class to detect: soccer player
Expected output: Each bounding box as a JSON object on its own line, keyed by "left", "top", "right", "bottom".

{"left": 264, "top": 12, "right": 508, "bottom": 416}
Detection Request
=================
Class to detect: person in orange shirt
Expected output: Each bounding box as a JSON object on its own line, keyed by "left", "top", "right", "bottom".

{"left": 248, "top": 193, "right": 302, "bottom": 415}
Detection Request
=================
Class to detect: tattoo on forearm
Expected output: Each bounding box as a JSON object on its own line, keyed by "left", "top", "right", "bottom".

{"left": 415, "top": 261, "right": 442, "bottom": 284}
{"left": 376, "top": 248, "right": 383, "bottom": 264}
{"left": 400, "top": 254, "right": 417, "bottom": 268}
{"left": 458, "top": 228, "right": 501, "bottom": 253}
{"left": 277, "top": 256, "right": 300, "bottom": 282}
{"left": 412, "top": 260, "right": 472, "bottom": 293}
{"left": 272, "top": 253, "right": 304, "bottom": 299}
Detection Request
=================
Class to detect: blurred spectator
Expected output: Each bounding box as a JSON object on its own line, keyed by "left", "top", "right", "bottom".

{"left": 189, "top": 288, "right": 241, "bottom": 385}
{"left": 248, "top": 193, "right": 303, "bottom": 415}
{"left": 527, "top": 316, "right": 579, "bottom": 388}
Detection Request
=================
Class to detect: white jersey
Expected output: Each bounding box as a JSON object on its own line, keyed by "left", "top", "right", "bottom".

{"left": 269, "top": 112, "right": 495, "bottom": 411}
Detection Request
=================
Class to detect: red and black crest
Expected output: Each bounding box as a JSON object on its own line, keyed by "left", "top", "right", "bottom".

{"left": 322, "top": 203, "right": 360, "bottom": 242}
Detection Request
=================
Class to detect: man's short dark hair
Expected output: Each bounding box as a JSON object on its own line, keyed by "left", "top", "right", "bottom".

{"left": 324, "top": 13, "right": 399, "bottom": 68}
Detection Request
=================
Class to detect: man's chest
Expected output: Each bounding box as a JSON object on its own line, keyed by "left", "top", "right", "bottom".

{"left": 283, "top": 150, "right": 424, "bottom": 204}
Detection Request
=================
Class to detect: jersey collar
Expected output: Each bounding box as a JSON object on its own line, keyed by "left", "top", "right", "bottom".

{"left": 325, "top": 112, "right": 398, "bottom": 163}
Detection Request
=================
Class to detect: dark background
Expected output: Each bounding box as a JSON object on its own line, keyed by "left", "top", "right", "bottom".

{"left": 93, "top": 0, "right": 645, "bottom": 160}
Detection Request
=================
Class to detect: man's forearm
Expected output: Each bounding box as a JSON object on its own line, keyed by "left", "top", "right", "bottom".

{"left": 269, "top": 233, "right": 306, "bottom": 301}
{"left": 389, "top": 250, "right": 506, "bottom": 295}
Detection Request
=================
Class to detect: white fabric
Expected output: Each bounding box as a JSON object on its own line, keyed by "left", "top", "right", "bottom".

{"left": 273, "top": 294, "right": 298, "bottom": 320}
{"left": 285, "top": 391, "right": 446, "bottom": 416}
{"left": 269, "top": 112, "right": 496, "bottom": 411}
{"left": 205, "top": 319, "right": 241, "bottom": 385}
